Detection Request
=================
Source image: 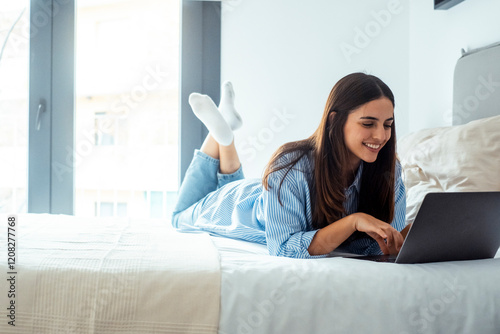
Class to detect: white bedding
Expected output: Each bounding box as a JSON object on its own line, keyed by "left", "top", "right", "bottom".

{"left": 0, "top": 214, "right": 220, "bottom": 334}
{"left": 398, "top": 115, "right": 500, "bottom": 225}
{"left": 0, "top": 214, "right": 499, "bottom": 334}
{"left": 213, "top": 236, "right": 500, "bottom": 334}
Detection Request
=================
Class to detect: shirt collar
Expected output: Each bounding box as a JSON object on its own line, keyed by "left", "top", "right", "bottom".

{"left": 347, "top": 161, "right": 363, "bottom": 194}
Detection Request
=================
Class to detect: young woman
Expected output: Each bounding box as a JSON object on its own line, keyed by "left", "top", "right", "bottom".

{"left": 172, "top": 73, "right": 407, "bottom": 259}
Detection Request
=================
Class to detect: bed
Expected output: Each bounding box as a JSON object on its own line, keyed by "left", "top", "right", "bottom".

{"left": 1, "top": 45, "right": 500, "bottom": 333}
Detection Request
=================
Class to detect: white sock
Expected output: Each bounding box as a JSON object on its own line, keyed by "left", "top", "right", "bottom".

{"left": 189, "top": 93, "right": 234, "bottom": 146}
{"left": 219, "top": 81, "right": 242, "bottom": 131}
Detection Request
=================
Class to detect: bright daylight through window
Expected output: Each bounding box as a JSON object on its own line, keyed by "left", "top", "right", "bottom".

{"left": 75, "top": 0, "right": 180, "bottom": 219}
{"left": 0, "top": 2, "right": 29, "bottom": 213}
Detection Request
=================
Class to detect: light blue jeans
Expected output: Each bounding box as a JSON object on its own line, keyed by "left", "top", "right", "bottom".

{"left": 171, "top": 150, "right": 244, "bottom": 228}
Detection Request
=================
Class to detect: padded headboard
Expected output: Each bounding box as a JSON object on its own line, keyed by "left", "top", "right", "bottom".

{"left": 453, "top": 42, "right": 500, "bottom": 125}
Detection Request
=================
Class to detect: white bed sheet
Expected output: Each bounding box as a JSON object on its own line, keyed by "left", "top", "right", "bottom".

{"left": 2, "top": 214, "right": 499, "bottom": 334}
{"left": 213, "top": 236, "right": 500, "bottom": 334}
{"left": 0, "top": 214, "right": 220, "bottom": 334}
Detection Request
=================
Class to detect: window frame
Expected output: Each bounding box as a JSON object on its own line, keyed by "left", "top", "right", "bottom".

{"left": 29, "top": 0, "right": 75, "bottom": 214}
{"left": 28, "top": 0, "right": 221, "bottom": 214}
{"left": 179, "top": 0, "right": 221, "bottom": 183}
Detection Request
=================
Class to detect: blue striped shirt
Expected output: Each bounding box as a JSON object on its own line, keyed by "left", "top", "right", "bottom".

{"left": 183, "top": 153, "right": 406, "bottom": 259}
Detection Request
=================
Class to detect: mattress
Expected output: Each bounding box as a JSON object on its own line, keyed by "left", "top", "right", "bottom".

{"left": 1, "top": 214, "right": 499, "bottom": 334}
{"left": 213, "top": 236, "right": 500, "bottom": 334}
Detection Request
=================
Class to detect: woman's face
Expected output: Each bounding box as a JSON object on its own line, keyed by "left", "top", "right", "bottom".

{"left": 343, "top": 97, "right": 394, "bottom": 171}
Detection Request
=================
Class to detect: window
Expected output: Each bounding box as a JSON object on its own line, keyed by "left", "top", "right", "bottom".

{"left": 74, "top": 0, "right": 180, "bottom": 219}
{"left": 24, "top": 0, "right": 220, "bottom": 216}
{"left": 0, "top": 2, "right": 29, "bottom": 213}
{"left": 95, "top": 200, "right": 128, "bottom": 218}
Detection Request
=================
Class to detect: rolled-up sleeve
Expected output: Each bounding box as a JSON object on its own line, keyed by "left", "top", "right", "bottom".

{"left": 262, "top": 167, "right": 323, "bottom": 259}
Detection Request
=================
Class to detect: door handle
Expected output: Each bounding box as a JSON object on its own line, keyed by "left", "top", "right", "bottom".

{"left": 36, "top": 101, "right": 45, "bottom": 131}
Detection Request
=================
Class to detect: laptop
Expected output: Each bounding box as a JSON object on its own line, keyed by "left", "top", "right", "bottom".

{"left": 341, "top": 192, "right": 500, "bottom": 264}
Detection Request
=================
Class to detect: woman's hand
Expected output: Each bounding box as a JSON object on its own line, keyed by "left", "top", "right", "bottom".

{"left": 351, "top": 212, "right": 404, "bottom": 255}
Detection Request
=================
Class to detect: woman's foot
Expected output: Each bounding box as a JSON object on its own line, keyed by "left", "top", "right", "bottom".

{"left": 189, "top": 93, "right": 234, "bottom": 146}
{"left": 219, "top": 81, "right": 242, "bottom": 131}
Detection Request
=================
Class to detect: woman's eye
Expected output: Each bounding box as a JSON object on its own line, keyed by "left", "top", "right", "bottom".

{"left": 362, "top": 123, "right": 392, "bottom": 128}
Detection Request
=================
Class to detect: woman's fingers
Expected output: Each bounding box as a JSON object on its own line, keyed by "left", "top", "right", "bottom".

{"left": 367, "top": 231, "right": 390, "bottom": 255}
{"left": 383, "top": 227, "right": 404, "bottom": 255}
{"left": 352, "top": 213, "right": 404, "bottom": 255}
{"left": 369, "top": 226, "right": 403, "bottom": 255}
{"left": 389, "top": 226, "right": 404, "bottom": 251}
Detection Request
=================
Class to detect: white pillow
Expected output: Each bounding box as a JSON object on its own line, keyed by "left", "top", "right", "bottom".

{"left": 398, "top": 115, "right": 500, "bottom": 225}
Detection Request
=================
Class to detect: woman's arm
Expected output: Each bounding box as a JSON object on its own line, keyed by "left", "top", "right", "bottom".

{"left": 309, "top": 161, "right": 408, "bottom": 256}
{"left": 308, "top": 212, "right": 404, "bottom": 256}
{"left": 308, "top": 215, "right": 356, "bottom": 255}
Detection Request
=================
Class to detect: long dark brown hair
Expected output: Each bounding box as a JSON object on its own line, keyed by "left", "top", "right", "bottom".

{"left": 262, "top": 72, "right": 397, "bottom": 229}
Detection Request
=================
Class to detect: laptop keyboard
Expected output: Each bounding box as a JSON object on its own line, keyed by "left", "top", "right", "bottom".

{"left": 350, "top": 255, "right": 397, "bottom": 262}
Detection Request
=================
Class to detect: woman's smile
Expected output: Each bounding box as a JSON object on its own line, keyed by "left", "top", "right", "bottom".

{"left": 363, "top": 142, "right": 382, "bottom": 151}
{"left": 344, "top": 97, "right": 394, "bottom": 170}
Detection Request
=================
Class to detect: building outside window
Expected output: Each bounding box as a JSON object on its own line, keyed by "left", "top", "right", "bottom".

{"left": 75, "top": 0, "right": 180, "bottom": 219}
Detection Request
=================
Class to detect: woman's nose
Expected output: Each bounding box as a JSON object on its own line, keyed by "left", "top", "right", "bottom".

{"left": 372, "top": 125, "right": 387, "bottom": 141}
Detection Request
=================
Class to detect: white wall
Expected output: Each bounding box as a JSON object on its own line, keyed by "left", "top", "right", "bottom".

{"left": 221, "top": 0, "right": 500, "bottom": 178}
{"left": 222, "top": 0, "right": 410, "bottom": 178}
{"left": 409, "top": 0, "right": 500, "bottom": 132}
